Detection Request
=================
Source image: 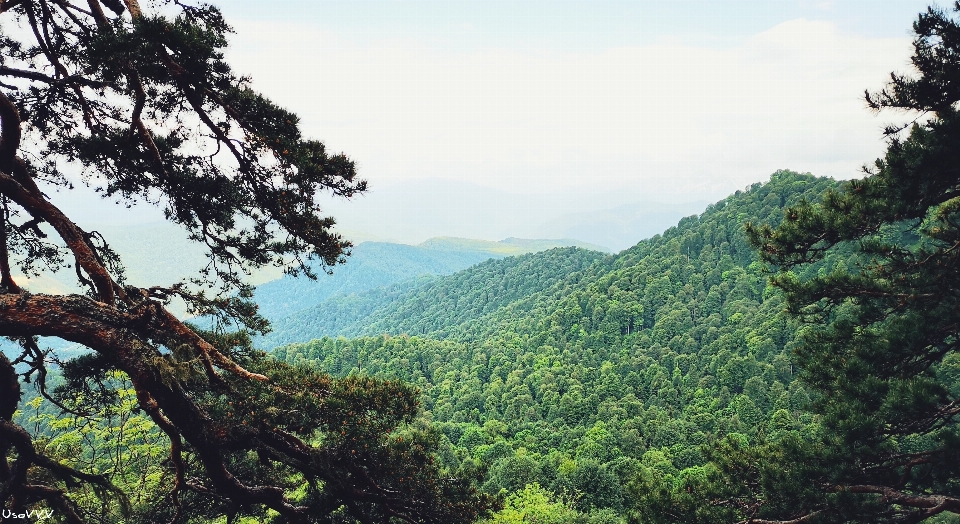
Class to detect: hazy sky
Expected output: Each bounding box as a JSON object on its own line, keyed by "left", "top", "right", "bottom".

{"left": 50, "top": 1, "right": 940, "bottom": 245}
{"left": 215, "top": 0, "right": 932, "bottom": 204}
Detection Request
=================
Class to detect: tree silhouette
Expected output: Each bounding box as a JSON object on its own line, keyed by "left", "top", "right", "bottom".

{"left": 0, "top": 1, "right": 488, "bottom": 522}
{"left": 742, "top": 3, "right": 960, "bottom": 521}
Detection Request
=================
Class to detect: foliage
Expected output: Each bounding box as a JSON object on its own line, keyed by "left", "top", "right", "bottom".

{"left": 734, "top": 3, "right": 960, "bottom": 521}
{"left": 0, "top": 0, "right": 488, "bottom": 522}
{"left": 15, "top": 374, "right": 167, "bottom": 521}
{"left": 480, "top": 483, "right": 581, "bottom": 524}
{"left": 272, "top": 170, "right": 840, "bottom": 523}
{"left": 262, "top": 246, "right": 607, "bottom": 347}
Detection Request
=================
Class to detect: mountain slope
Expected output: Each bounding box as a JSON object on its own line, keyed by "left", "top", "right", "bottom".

{"left": 272, "top": 170, "right": 845, "bottom": 520}
{"left": 460, "top": 172, "right": 830, "bottom": 345}
{"left": 259, "top": 247, "right": 606, "bottom": 347}
{"left": 254, "top": 237, "right": 608, "bottom": 347}
{"left": 272, "top": 172, "right": 838, "bottom": 347}
{"left": 253, "top": 241, "right": 498, "bottom": 322}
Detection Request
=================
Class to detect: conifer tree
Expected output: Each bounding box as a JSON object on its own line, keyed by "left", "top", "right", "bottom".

{"left": 0, "top": 1, "right": 488, "bottom": 522}
{"left": 738, "top": 3, "right": 960, "bottom": 521}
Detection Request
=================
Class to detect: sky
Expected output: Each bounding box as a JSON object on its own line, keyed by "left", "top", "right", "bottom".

{"left": 58, "top": 0, "right": 940, "bottom": 246}
{"left": 214, "top": 1, "right": 931, "bottom": 202}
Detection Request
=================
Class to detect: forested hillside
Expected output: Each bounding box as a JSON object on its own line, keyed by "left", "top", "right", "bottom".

{"left": 15, "top": 169, "right": 941, "bottom": 523}
{"left": 255, "top": 238, "right": 605, "bottom": 347}
{"left": 262, "top": 246, "right": 606, "bottom": 346}
{"left": 253, "top": 241, "right": 499, "bottom": 322}
{"left": 272, "top": 170, "right": 845, "bottom": 522}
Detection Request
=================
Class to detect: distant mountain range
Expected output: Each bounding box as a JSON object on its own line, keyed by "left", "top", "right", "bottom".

{"left": 535, "top": 200, "right": 710, "bottom": 252}
{"left": 257, "top": 245, "right": 607, "bottom": 348}
{"left": 322, "top": 178, "right": 707, "bottom": 250}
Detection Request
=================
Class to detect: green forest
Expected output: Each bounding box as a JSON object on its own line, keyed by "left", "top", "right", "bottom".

{"left": 13, "top": 169, "right": 822, "bottom": 521}
{"left": 268, "top": 170, "right": 838, "bottom": 523}
{"left": 4, "top": 0, "right": 960, "bottom": 523}
{"left": 17, "top": 167, "right": 960, "bottom": 522}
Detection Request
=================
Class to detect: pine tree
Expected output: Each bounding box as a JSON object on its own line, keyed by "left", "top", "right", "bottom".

{"left": 0, "top": 1, "right": 489, "bottom": 522}
{"left": 737, "top": 3, "right": 960, "bottom": 521}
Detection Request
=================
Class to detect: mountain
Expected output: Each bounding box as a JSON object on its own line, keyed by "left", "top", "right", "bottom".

{"left": 321, "top": 177, "right": 707, "bottom": 249}
{"left": 12, "top": 170, "right": 849, "bottom": 522}
{"left": 259, "top": 246, "right": 607, "bottom": 347}
{"left": 418, "top": 236, "right": 609, "bottom": 255}
{"left": 272, "top": 170, "right": 844, "bottom": 521}
{"left": 253, "top": 241, "right": 498, "bottom": 322}
{"left": 266, "top": 173, "right": 833, "bottom": 347}
{"left": 255, "top": 238, "right": 606, "bottom": 347}
{"left": 4, "top": 225, "right": 599, "bottom": 358}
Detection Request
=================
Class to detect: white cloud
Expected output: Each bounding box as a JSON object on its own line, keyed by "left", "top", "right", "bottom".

{"left": 226, "top": 18, "right": 913, "bottom": 200}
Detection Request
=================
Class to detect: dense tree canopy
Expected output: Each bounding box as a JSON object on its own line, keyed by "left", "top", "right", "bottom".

{"left": 0, "top": 1, "right": 488, "bottom": 522}
{"left": 270, "top": 170, "right": 838, "bottom": 524}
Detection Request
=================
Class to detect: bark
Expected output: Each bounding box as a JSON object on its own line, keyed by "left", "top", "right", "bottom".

{"left": 0, "top": 90, "right": 116, "bottom": 303}
{"left": 0, "top": 292, "right": 308, "bottom": 520}
{"left": 0, "top": 86, "right": 19, "bottom": 172}
{"left": 0, "top": 352, "right": 17, "bottom": 421}
{"left": 741, "top": 485, "right": 960, "bottom": 524}
{"left": 743, "top": 512, "right": 822, "bottom": 524}
{"left": 0, "top": 215, "right": 19, "bottom": 292}
{"left": 0, "top": 352, "right": 19, "bottom": 494}
{"left": 847, "top": 485, "right": 960, "bottom": 521}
